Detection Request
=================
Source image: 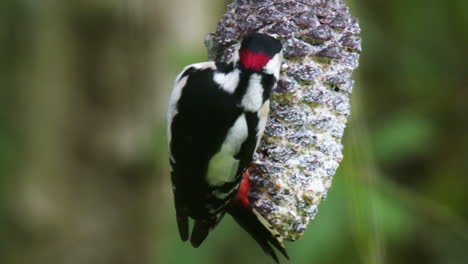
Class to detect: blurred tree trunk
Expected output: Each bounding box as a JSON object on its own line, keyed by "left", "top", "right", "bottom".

{"left": 4, "top": 1, "right": 163, "bottom": 264}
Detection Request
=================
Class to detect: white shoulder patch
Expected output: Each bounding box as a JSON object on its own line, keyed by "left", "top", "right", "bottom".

{"left": 255, "top": 100, "right": 270, "bottom": 150}
{"left": 214, "top": 68, "right": 241, "bottom": 94}
{"left": 242, "top": 74, "right": 264, "bottom": 112}
{"left": 206, "top": 114, "right": 248, "bottom": 186}
{"left": 174, "top": 61, "right": 216, "bottom": 83}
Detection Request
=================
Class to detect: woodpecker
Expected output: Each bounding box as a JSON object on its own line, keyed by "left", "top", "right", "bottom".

{"left": 167, "top": 33, "right": 287, "bottom": 263}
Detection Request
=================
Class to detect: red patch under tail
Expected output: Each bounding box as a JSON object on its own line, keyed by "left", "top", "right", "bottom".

{"left": 236, "top": 169, "right": 251, "bottom": 208}
{"left": 228, "top": 170, "right": 289, "bottom": 263}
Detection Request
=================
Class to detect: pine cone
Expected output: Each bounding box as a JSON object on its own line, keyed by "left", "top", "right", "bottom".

{"left": 207, "top": 0, "right": 361, "bottom": 241}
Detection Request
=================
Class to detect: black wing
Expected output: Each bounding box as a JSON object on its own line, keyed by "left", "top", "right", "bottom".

{"left": 169, "top": 63, "right": 251, "bottom": 245}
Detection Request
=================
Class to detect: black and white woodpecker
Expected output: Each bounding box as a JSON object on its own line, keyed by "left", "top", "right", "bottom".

{"left": 167, "top": 33, "right": 287, "bottom": 262}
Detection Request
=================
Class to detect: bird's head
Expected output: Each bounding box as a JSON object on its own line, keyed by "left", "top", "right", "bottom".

{"left": 232, "top": 33, "right": 283, "bottom": 76}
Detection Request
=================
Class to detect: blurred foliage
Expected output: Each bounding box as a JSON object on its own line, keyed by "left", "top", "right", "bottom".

{"left": 1, "top": 0, "right": 468, "bottom": 264}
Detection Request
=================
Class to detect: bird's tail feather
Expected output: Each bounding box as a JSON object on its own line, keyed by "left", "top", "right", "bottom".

{"left": 190, "top": 220, "right": 211, "bottom": 248}
{"left": 189, "top": 213, "right": 225, "bottom": 248}
{"left": 228, "top": 204, "right": 289, "bottom": 264}
{"left": 176, "top": 212, "right": 189, "bottom": 242}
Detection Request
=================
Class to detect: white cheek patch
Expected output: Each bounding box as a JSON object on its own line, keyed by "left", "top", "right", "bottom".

{"left": 214, "top": 68, "right": 241, "bottom": 94}
{"left": 264, "top": 52, "right": 283, "bottom": 79}
{"left": 242, "top": 74, "right": 264, "bottom": 112}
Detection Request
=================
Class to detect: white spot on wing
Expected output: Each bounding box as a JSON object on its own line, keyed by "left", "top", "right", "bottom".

{"left": 214, "top": 68, "right": 240, "bottom": 94}
{"left": 242, "top": 74, "right": 264, "bottom": 112}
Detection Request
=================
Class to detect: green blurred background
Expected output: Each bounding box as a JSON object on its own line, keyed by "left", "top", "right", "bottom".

{"left": 1, "top": 0, "right": 467, "bottom": 263}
